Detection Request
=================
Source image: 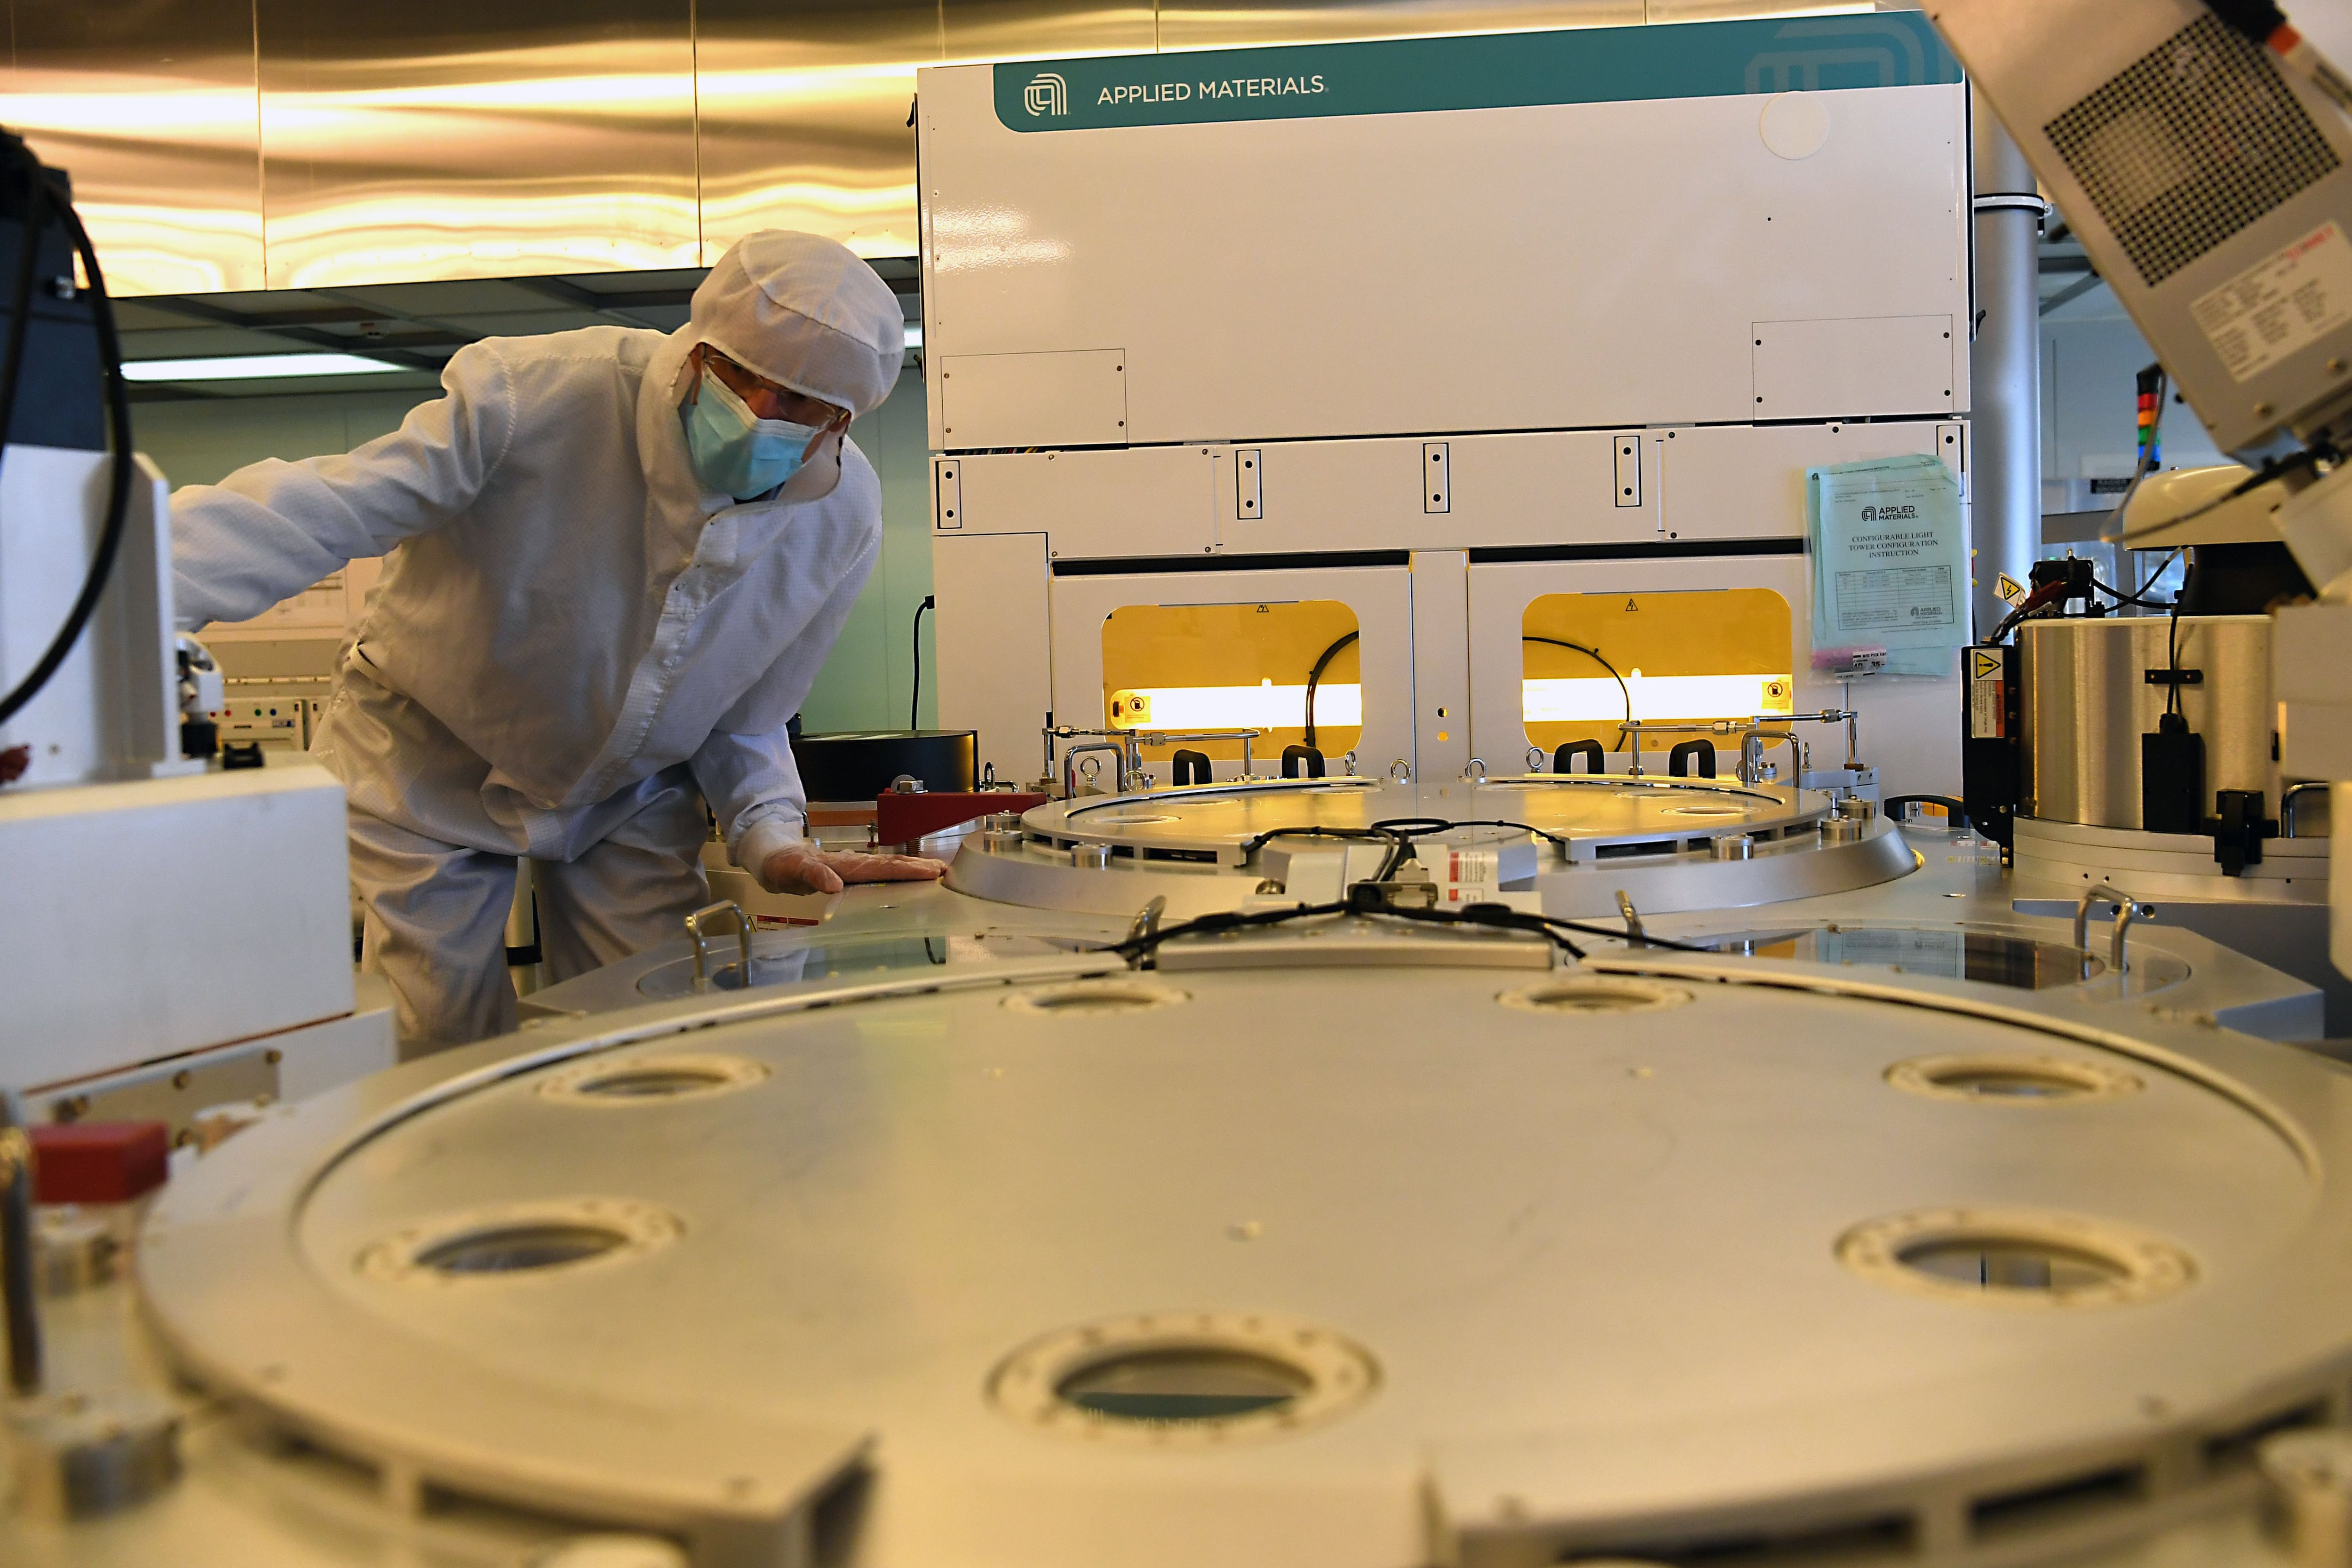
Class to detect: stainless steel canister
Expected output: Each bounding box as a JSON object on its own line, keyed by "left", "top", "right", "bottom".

{"left": 2019, "top": 616, "right": 2279, "bottom": 830}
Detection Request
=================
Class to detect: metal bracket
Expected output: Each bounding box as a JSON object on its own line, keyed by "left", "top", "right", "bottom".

{"left": 2143, "top": 669, "right": 2203, "bottom": 686}
{"left": 2073, "top": 885, "right": 2151, "bottom": 978}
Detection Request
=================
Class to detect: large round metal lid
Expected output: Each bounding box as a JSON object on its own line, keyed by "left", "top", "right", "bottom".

{"left": 948, "top": 776, "right": 1911, "bottom": 918}
{"left": 1033, "top": 774, "right": 1816, "bottom": 854}
{"left": 139, "top": 933, "right": 2352, "bottom": 1568}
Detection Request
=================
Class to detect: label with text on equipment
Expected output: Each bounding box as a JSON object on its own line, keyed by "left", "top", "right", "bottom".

{"left": 1968, "top": 648, "right": 2005, "bottom": 740}
{"left": 1442, "top": 847, "right": 1501, "bottom": 906}
{"left": 2193, "top": 221, "right": 2352, "bottom": 383}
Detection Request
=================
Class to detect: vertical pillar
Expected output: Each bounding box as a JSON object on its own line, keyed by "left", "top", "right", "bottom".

{"left": 1971, "top": 90, "right": 2044, "bottom": 637}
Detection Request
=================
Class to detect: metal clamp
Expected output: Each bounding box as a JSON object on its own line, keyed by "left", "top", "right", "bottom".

{"left": 684, "top": 901, "right": 752, "bottom": 992}
{"left": 2073, "top": 884, "right": 2148, "bottom": 978}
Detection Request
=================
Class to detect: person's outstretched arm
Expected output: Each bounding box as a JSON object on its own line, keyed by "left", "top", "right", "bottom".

{"left": 690, "top": 529, "right": 946, "bottom": 896}
{"left": 169, "top": 343, "right": 517, "bottom": 631}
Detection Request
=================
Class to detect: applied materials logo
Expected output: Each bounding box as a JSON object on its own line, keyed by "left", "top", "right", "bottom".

{"left": 1024, "top": 72, "right": 1068, "bottom": 117}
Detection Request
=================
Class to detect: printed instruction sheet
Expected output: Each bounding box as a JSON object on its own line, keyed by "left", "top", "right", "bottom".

{"left": 1807, "top": 453, "right": 1966, "bottom": 678}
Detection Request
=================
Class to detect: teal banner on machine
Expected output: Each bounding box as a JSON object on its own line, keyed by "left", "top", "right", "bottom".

{"left": 993, "top": 13, "right": 1960, "bottom": 132}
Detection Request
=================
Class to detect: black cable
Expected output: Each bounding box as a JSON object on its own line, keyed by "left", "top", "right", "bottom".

{"left": 908, "top": 594, "right": 934, "bottom": 731}
{"left": 1303, "top": 630, "right": 1358, "bottom": 749}
{"left": 2166, "top": 592, "right": 2185, "bottom": 720}
{"left": 1524, "top": 635, "right": 1632, "bottom": 752}
{"left": 0, "top": 143, "right": 134, "bottom": 729}
{"left": 2090, "top": 547, "right": 2184, "bottom": 612}
{"left": 1108, "top": 882, "right": 1715, "bottom": 968}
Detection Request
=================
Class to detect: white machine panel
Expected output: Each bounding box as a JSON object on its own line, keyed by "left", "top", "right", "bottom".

{"left": 935, "top": 532, "right": 1055, "bottom": 785}
{"left": 0, "top": 765, "right": 357, "bottom": 1090}
{"left": 0, "top": 449, "right": 181, "bottom": 788}
{"left": 941, "top": 422, "right": 1958, "bottom": 558}
{"left": 1751, "top": 314, "right": 1958, "bottom": 421}
{"left": 940, "top": 445, "right": 1219, "bottom": 560}
{"left": 918, "top": 16, "right": 1968, "bottom": 450}
{"left": 938, "top": 349, "right": 1129, "bottom": 449}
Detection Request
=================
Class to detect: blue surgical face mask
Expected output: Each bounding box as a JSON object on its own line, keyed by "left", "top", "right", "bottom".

{"left": 683, "top": 371, "right": 825, "bottom": 501}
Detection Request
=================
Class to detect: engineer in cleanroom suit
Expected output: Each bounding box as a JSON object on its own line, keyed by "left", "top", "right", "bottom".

{"left": 169, "top": 231, "right": 944, "bottom": 1052}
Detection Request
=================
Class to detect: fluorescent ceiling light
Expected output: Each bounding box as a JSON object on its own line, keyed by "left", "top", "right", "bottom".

{"left": 125, "top": 353, "right": 404, "bottom": 382}
{"left": 904, "top": 323, "right": 922, "bottom": 349}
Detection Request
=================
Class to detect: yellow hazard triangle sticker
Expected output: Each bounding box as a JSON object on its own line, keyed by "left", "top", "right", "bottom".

{"left": 1995, "top": 572, "right": 2029, "bottom": 607}
{"left": 1972, "top": 649, "right": 2004, "bottom": 680}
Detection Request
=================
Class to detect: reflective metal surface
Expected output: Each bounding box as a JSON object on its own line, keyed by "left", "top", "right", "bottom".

{"left": 251, "top": 1, "right": 699, "bottom": 288}
{"left": 8, "top": 0, "right": 1896, "bottom": 294}
{"left": 944, "top": 774, "right": 1923, "bottom": 918}
{"left": 126, "top": 923, "right": 2352, "bottom": 1567}
{"left": 633, "top": 927, "right": 1099, "bottom": 998}
{"left": 1696, "top": 923, "right": 2115, "bottom": 989}
{"left": 2021, "top": 616, "right": 2280, "bottom": 831}
{"left": 2, "top": 0, "right": 264, "bottom": 294}
{"left": 696, "top": 0, "right": 937, "bottom": 261}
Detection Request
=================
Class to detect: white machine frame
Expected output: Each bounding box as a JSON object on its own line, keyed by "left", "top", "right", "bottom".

{"left": 917, "top": 16, "right": 1977, "bottom": 796}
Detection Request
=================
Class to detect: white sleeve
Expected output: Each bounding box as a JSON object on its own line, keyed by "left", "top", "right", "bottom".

{"left": 168, "top": 344, "right": 518, "bottom": 631}
{"left": 691, "top": 528, "right": 881, "bottom": 873}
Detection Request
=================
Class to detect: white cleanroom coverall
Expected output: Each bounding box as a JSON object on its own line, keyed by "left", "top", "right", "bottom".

{"left": 170, "top": 232, "right": 908, "bottom": 1051}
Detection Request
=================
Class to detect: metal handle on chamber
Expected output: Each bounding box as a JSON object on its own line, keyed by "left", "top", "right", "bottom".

{"left": 2284, "top": 780, "right": 2329, "bottom": 838}
{"left": 1062, "top": 742, "right": 1126, "bottom": 798}
{"left": 686, "top": 900, "right": 752, "bottom": 992}
{"left": 2073, "top": 885, "right": 2146, "bottom": 978}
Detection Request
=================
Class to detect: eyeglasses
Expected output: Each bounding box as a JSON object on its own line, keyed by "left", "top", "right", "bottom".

{"left": 693, "top": 345, "right": 849, "bottom": 429}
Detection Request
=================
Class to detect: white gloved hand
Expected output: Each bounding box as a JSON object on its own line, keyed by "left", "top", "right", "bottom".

{"left": 757, "top": 845, "right": 950, "bottom": 896}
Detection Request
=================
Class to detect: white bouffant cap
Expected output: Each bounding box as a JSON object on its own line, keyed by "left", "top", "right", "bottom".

{"left": 685, "top": 231, "right": 904, "bottom": 417}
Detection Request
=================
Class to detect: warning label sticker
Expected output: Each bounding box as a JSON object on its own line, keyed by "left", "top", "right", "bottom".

{"left": 2192, "top": 220, "right": 2352, "bottom": 383}
{"left": 1968, "top": 650, "right": 2004, "bottom": 739}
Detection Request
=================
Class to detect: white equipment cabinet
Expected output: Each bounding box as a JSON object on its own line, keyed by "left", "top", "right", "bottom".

{"left": 919, "top": 14, "right": 1975, "bottom": 795}
{"left": 0, "top": 446, "right": 390, "bottom": 1125}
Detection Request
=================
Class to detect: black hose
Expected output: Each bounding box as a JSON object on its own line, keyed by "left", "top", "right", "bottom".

{"left": 908, "top": 594, "right": 933, "bottom": 731}
{"left": 1303, "top": 629, "right": 1358, "bottom": 748}
{"left": 0, "top": 139, "right": 134, "bottom": 728}
{"left": 1524, "top": 636, "right": 1632, "bottom": 751}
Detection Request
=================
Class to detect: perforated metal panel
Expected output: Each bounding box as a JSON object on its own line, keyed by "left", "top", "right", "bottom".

{"left": 2045, "top": 15, "right": 2339, "bottom": 287}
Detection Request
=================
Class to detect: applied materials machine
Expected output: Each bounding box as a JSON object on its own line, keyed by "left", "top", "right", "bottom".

{"left": 920, "top": 13, "right": 1979, "bottom": 805}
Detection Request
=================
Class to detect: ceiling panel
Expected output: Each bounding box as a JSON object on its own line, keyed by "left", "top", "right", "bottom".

{"left": 695, "top": 0, "right": 939, "bottom": 264}
{"left": 944, "top": 0, "right": 1154, "bottom": 63}
{"left": 6, "top": 0, "right": 265, "bottom": 294}
{"left": 254, "top": 0, "right": 699, "bottom": 289}
{"left": 1154, "top": 0, "right": 1641, "bottom": 51}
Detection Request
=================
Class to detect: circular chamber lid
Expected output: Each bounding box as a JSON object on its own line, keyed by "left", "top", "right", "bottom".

{"left": 141, "top": 934, "right": 2352, "bottom": 1568}
{"left": 945, "top": 776, "right": 1912, "bottom": 919}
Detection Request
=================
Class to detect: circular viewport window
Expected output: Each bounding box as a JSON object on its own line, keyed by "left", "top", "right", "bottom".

{"left": 990, "top": 1311, "right": 1376, "bottom": 1446}
{"left": 1838, "top": 1208, "right": 2194, "bottom": 1308}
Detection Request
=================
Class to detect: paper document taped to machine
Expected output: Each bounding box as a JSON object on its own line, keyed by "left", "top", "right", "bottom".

{"left": 1807, "top": 453, "right": 1965, "bottom": 678}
